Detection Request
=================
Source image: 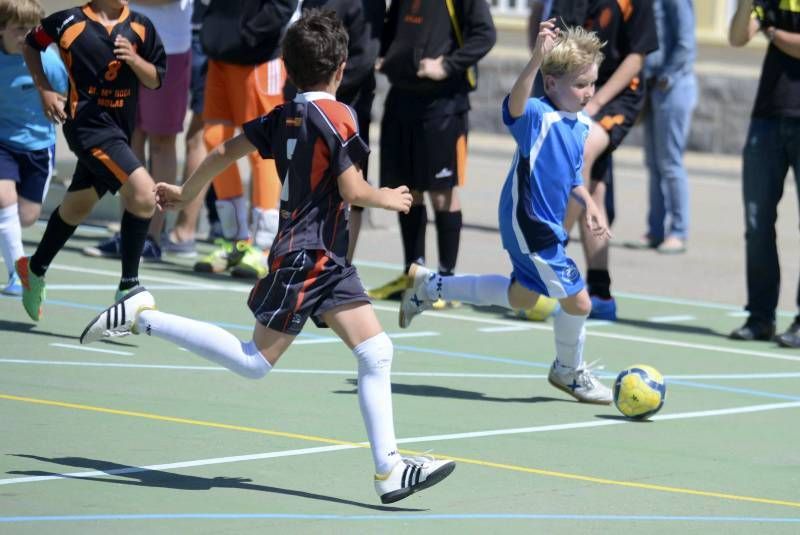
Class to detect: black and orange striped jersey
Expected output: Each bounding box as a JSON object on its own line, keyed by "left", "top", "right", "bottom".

{"left": 26, "top": 4, "right": 166, "bottom": 148}
{"left": 242, "top": 91, "right": 369, "bottom": 266}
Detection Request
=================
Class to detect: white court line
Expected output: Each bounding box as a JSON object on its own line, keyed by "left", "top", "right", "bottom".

{"left": 478, "top": 326, "right": 533, "bottom": 333}
{"left": 648, "top": 315, "right": 696, "bottom": 323}
{"left": 294, "top": 331, "right": 439, "bottom": 345}
{"left": 2, "top": 400, "right": 799, "bottom": 487}
{"left": 49, "top": 343, "right": 133, "bottom": 356}
{"left": 372, "top": 304, "right": 800, "bottom": 364}
{"left": 5, "top": 358, "right": 800, "bottom": 381}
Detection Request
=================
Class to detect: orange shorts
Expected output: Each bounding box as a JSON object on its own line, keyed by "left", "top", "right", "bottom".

{"left": 203, "top": 58, "right": 286, "bottom": 125}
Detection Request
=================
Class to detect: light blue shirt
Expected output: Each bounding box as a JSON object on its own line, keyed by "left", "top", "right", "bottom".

{"left": 499, "top": 95, "right": 590, "bottom": 253}
{"left": 0, "top": 46, "right": 68, "bottom": 151}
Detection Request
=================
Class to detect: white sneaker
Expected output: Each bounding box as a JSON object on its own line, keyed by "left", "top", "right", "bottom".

{"left": 374, "top": 455, "right": 455, "bottom": 504}
{"left": 399, "top": 264, "right": 437, "bottom": 329}
{"left": 547, "top": 360, "right": 613, "bottom": 404}
{"left": 80, "top": 287, "right": 155, "bottom": 344}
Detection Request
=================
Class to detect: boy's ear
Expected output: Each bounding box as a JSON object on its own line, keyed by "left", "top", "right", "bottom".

{"left": 543, "top": 74, "right": 554, "bottom": 93}
{"left": 335, "top": 61, "right": 346, "bottom": 82}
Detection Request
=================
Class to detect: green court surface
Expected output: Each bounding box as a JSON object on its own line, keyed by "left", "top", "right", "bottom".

{"left": 2, "top": 226, "right": 800, "bottom": 534}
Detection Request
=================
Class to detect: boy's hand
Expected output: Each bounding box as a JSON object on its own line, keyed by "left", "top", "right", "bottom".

{"left": 533, "top": 18, "right": 559, "bottom": 60}
{"left": 40, "top": 89, "right": 66, "bottom": 123}
{"left": 154, "top": 182, "right": 185, "bottom": 211}
{"left": 584, "top": 200, "right": 612, "bottom": 240}
{"left": 417, "top": 56, "right": 448, "bottom": 80}
{"left": 114, "top": 35, "right": 139, "bottom": 67}
{"left": 380, "top": 185, "right": 413, "bottom": 213}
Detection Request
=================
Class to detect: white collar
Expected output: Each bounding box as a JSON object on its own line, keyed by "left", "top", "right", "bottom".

{"left": 299, "top": 91, "right": 336, "bottom": 102}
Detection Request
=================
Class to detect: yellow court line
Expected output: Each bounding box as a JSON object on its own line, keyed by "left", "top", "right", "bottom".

{"left": 4, "top": 393, "right": 800, "bottom": 510}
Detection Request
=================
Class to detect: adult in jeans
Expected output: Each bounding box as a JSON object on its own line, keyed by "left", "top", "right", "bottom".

{"left": 630, "top": 0, "right": 696, "bottom": 254}
{"left": 728, "top": 0, "right": 800, "bottom": 347}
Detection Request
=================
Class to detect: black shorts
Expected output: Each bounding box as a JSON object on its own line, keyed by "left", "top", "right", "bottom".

{"left": 68, "top": 137, "right": 142, "bottom": 197}
{"left": 380, "top": 110, "right": 468, "bottom": 192}
{"left": 248, "top": 250, "right": 370, "bottom": 335}
{"left": 589, "top": 83, "right": 645, "bottom": 184}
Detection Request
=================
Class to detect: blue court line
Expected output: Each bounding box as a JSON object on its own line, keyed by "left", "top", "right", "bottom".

{"left": 1, "top": 513, "right": 799, "bottom": 523}
{"left": 5, "top": 296, "right": 798, "bottom": 402}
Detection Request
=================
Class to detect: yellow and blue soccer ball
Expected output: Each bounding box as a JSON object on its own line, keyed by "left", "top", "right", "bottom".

{"left": 613, "top": 365, "right": 666, "bottom": 420}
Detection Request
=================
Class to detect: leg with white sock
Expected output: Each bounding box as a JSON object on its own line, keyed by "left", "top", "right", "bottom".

{"left": 0, "top": 202, "right": 23, "bottom": 280}
{"left": 137, "top": 309, "right": 284, "bottom": 379}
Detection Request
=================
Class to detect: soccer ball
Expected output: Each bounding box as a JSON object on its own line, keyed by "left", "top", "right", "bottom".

{"left": 613, "top": 365, "right": 666, "bottom": 420}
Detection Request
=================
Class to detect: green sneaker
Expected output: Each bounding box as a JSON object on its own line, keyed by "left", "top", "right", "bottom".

{"left": 230, "top": 241, "right": 267, "bottom": 279}
{"left": 193, "top": 239, "right": 235, "bottom": 273}
{"left": 367, "top": 273, "right": 410, "bottom": 300}
{"left": 16, "top": 257, "right": 45, "bottom": 321}
{"left": 114, "top": 285, "right": 140, "bottom": 302}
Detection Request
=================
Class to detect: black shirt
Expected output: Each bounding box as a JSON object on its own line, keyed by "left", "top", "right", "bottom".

{"left": 752, "top": 1, "right": 800, "bottom": 118}
{"left": 243, "top": 92, "right": 369, "bottom": 265}
{"left": 27, "top": 5, "right": 166, "bottom": 149}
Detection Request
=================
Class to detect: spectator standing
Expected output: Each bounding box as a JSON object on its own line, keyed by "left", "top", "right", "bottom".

{"left": 728, "top": 0, "right": 800, "bottom": 347}
{"left": 627, "top": 0, "right": 696, "bottom": 254}
{"left": 368, "top": 0, "right": 496, "bottom": 305}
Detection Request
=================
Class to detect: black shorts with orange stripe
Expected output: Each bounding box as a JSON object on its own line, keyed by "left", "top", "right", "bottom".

{"left": 67, "top": 134, "right": 142, "bottom": 196}
{"left": 248, "top": 249, "right": 370, "bottom": 335}
{"left": 589, "top": 82, "right": 646, "bottom": 185}
{"left": 380, "top": 110, "right": 468, "bottom": 192}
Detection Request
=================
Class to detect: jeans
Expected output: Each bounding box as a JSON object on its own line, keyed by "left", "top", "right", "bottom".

{"left": 643, "top": 73, "right": 697, "bottom": 242}
{"left": 741, "top": 117, "right": 800, "bottom": 323}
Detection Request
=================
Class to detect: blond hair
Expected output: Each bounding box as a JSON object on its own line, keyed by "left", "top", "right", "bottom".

{"left": 0, "top": 0, "right": 43, "bottom": 28}
{"left": 541, "top": 26, "right": 605, "bottom": 78}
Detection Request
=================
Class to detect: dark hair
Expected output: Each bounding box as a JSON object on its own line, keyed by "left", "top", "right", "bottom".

{"left": 281, "top": 9, "right": 348, "bottom": 90}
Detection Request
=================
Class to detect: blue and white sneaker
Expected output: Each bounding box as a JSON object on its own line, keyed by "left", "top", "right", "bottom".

{"left": 547, "top": 360, "right": 612, "bottom": 404}
{"left": 374, "top": 455, "right": 455, "bottom": 504}
{"left": 82, "top": 233, "right": 122, "bottom": 258}
{"left": 140, "top": 237, "right": 162, "bottom": 263}
{"left": 2, "top": 271, "right": 22, "bottom": 296}
{"left": 161, "top": 233, "right": 197, "bottom": 258}
{"left": 399, "top": 264, "right": 439, "bottom": 328}
{"left": 589, "top": 295, "right": 617, "bottom": 321}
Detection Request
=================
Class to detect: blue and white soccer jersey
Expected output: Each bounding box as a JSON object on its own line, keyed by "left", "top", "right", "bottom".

{"left": 499, "top": 95, "right": 591, "bottom": 298}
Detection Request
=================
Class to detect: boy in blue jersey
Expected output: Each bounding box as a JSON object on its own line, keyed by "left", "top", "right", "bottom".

{"left": 401, "top": 21, "right": 613, "bottom": 404}
{"left": 79, "top": 10, "right": 455, "bottom": 504}
{"left": 0, "top": 0, "right": 66, "bottom": 296}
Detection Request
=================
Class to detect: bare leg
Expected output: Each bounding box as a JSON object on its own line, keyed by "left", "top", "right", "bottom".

{"left": 171, "top": 113, "right": 208, "bottom": 243}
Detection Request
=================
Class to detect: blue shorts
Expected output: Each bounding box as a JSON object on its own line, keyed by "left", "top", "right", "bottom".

{"left": 0, "top": 143, "right": 55, "bottom": 203}
{"left": 507, "top": 241, "right": 585, "bottom": 299}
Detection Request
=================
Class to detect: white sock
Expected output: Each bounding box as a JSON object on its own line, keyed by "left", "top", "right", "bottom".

{"left": 215, "top": 196, "right": 250, "bottom": 241}
{"left": 251, "top": 207, "right": 279, "bottom": 250}
{"left": 0, "top": 204, "right": 23, "bottom": 277}
{"left": 137, "top": 309, "right": 271, "bottom": 379}
{"left": 433, "top": 274, "right": 511, "bottom": 309}
{"left": 553, "top": 311, "right": 587, "bottom": 369}
{"left": 353, "top": 332, "right": 401, "bottom": 474}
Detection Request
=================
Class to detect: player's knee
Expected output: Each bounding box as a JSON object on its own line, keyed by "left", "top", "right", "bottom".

{"left": 238, "top": 340, "right": 272, "bottom": 379}
{"left": 353, "top": 332, "right": 393, "bottom": 372}
{"left": 18, "top": 204, "right": 41, "bottom": 227}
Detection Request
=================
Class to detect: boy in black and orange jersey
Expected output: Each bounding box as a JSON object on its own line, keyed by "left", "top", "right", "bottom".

{"left": 17, "top": 0, "right": 165, "bottom": 322}
{"left": 80, "top": 10, "right": 455, "bottom": 504}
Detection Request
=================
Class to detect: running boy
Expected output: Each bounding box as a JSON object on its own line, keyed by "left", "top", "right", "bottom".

{"left": 400, "top": 21, "right": 614, "bottom": 404}
{"left": 17, "top": 0, "right": 166, "bottom": 321}
{"left": 80, "top": 10, "right": 455, "bottom": 504}
{"left": 0, "top": 0, "right": 67, "bottom": 296}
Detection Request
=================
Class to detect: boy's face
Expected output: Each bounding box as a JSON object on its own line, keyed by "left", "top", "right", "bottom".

{"left": 545, "top": 63, "right": 598, "bottom": 114}
{"left": 0, "top": 22, "right": 31, "bottom": 55}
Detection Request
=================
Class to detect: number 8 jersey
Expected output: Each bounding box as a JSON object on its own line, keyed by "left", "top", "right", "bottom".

{"left": 26, "top": 4, "right": 166, "bottom": 150}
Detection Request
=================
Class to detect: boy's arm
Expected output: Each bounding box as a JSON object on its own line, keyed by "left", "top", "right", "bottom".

{"left": 114, "top": 36, "right": 160, "bottom": 89}
{"left": 337, "top": 165, "right": 412, "bottom": 213}
{"left": 729, "top": 0, "right": 759, "bottom": 47}
{"left": 571, "top": 185, "right": 611, "bottom": 238}
{"left": 509, "top": 18, "right": 557, "bottom": 118}
{"left": 22, "top": 42, "right": 66, "bottom": 123}
{"left": 155, "top": 134, "right": 256, "bottom": 209}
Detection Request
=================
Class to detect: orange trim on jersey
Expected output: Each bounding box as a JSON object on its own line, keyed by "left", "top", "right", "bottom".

{"left": 313, "top": 100, "right": 357, "bottom": 141}
{"left": 628, "top": 76, "right": 640, "bottom": 91}
{"left": 292, "top": 251, "right": 328, "bottom": 316}
{"left": 328, "top": 200, "right": 344, "bottom": 251}
{"left": 82, "top": 4, "right": 130, "bottom": 34}
{"left": 90, "top": 147, "right": 129, "bottom": 183}
{"left": 58, "top": 49, "right": 79, "bottom": 118}
{"left": 456, "top": 134, "right": 467, "bottom": 187}
{"left": 617, "top": 0, "right": 634, "bottom": 22}
{"left": 130, "top": 22, "right": 146, "bottom": 42}
{"left": 310, "top": 138, "right": 330, "bottom": 192}
{"left": 59, "top": 21, "right": 85, "bottom": 49}
{"left": 598, "top": 114, "right": 626, "bottom": 131}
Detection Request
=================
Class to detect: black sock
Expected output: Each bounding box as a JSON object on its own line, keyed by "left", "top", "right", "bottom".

{"left": 435, "top": 210, "right": 462, "bottom": 276}
{"left": 399, "top": 205, "right": 427, "bottom": 271}
{"left": 119, "top": 211, "right": 151, "bottom": 290}
{"left": 30, "top": 208, "right": 77, "bottom": 277}
{"left": 587, "top": 269, "right": 612, "bottom": 299}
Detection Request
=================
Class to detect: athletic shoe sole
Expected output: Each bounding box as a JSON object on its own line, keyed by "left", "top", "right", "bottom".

{"left": 379, "top": 461, "right": 456, "bottom": 504}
